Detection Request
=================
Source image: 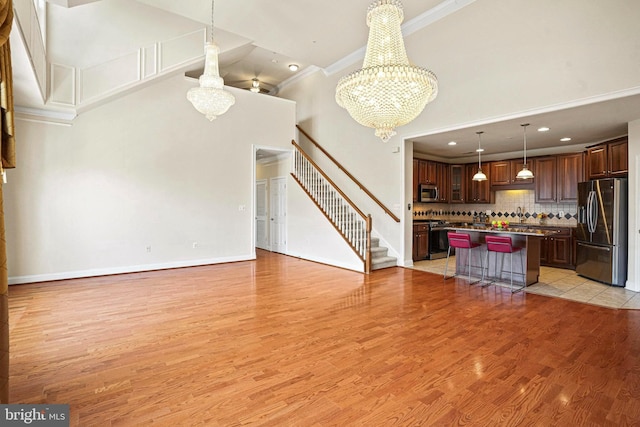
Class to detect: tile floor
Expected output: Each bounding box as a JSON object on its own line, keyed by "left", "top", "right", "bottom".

{"left": 411, "top": 256, "right": 640, "bottom": 310}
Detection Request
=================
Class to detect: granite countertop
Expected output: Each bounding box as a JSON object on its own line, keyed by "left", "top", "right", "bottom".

{"left": 445, "top": 224, "right": 558, "bottom": 236}
{"left": 413, "top": 218, "right": 575, "bottom": 229}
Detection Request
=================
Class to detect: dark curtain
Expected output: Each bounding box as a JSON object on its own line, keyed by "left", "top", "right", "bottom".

{"left": 0, "top": 0, "right": 15, "bottom": 404}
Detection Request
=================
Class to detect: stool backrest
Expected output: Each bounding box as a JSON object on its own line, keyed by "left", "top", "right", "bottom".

{"left": 485, "top": 235, "right": 515, "bottom": 253}
{"left": 447, "top": 232, "right": 473, "bottom": 249}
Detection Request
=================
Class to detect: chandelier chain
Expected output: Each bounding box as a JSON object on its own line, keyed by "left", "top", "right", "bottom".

{"left": 210, "top": 0, "right": 215, "bottom": 44}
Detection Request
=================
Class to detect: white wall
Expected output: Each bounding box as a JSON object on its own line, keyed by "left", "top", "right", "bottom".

{"left": 6, "top": 75, "right": 296, "bottom": 283}
{"left": 287, "top": 177, "right": 364, "bottom": 272}
{"left": 627, "top": 120, "right": 640, "bottom": 292}
{"left": 280, "top": 0, "right": 640, "bottom": 266}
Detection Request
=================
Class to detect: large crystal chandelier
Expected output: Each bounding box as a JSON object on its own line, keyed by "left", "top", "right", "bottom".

{"left": 187, "top": 0, "right": 235, "bottom": 121}
{"left": 335, "top": 0, "right": 438, "bottom": 142}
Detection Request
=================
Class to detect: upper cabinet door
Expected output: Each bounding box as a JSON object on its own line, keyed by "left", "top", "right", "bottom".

{"left": 418, "top": 160, "right": 437, "bottom": 185}
{"left": 556, "top": 153, "right": 584, "bottom": 202}
{"left": 534, "top": 156, "right": 557, "bottom": 203}
{"left": 449, "top": 164, "right": 465, "bottom": 203}
{"left": 587, "top": 137, "right": 628, "bottom": 179}
{"left": 490, "top": 161, "right": 511, "bottom": 186}
{"left": 608, "top": 139, "right": 628, "bottom": 177}
{"left": 587, "top": 145, "right": 608, "bottom": 179}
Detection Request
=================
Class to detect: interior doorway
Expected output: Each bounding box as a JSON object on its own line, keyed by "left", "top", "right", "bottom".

{"left": 255, "top": 179, "right": 268, "bottom": 250}
{"left": 254, "top": 146, "right": 291, "bottom": 254}
{"left": 270, "top": 177, "right": 287, "bottom": 254}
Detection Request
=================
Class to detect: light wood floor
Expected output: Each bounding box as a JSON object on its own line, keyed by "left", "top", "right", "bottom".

{"left": 8, "top": 250, "right": 640, "bottom": 426}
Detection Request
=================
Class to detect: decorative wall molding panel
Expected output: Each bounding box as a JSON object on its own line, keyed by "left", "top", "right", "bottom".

{"left": 14, "top": 0, "right": 206, "bottom": 116}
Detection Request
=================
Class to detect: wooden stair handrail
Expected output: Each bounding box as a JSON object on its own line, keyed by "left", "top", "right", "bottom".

{"left": 292, "top": 140, "right": 367, "bottom": 221}
{"left": 291, "top": 171, "right": 372, "bottom": 270}
{"left": 296, "top": 125, "right": 401, "bottom": 223}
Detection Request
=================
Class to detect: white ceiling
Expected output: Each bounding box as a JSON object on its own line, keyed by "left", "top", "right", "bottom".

{"left": 411, "top": 93, "right": 640, "bottom": 163}
{"left": 12, "top": 0, "right": 640, "bottom": 158}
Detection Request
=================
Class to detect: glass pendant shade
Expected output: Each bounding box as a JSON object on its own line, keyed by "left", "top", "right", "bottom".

{"left": 473, "top": 169, "right": 487, "bottom": 181}
{"left": 516, "top": 123, "right": 534, "bottom": 179}
{"left": 516, "top": 166, "right": 534, "bottom": 179}
{"left": 335, "top": 0, "right": 438, "bottom": 142}
{"left": 472, "top": 131, "right": 487, "bottom": 181}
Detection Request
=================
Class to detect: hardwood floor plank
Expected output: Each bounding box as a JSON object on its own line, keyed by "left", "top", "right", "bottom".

{"left": 8, "top": 250, "right": 640, "bottom": 425}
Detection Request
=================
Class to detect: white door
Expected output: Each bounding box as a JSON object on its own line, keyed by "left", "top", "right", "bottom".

{"left": 255, "top": 179, "right": 269, "bottom": 250}
{"left": 270, "top": 177, "right": 287, "bottom": 253}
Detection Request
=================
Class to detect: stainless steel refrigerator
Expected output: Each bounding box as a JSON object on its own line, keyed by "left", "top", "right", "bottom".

{"left": 576, "top": 178, "right": 628, "bottom": 286}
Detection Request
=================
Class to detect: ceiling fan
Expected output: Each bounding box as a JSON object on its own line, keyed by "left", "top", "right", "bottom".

{"left": 223, "top": 76, "right": 276, "bottom": 94}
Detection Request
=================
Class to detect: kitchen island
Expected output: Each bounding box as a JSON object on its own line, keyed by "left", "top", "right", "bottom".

{"left": 445, "top": 225, "right": 557, "bottom": 287}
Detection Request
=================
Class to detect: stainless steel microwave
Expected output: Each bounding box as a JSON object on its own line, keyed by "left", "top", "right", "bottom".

{"left": 419, "top": 184, "right": 439, "bottom": 202}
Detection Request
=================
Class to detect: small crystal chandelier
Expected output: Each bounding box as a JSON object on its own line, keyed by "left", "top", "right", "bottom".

{"left": 516, "top": 123, "right": 534, "bottom": 179}
{"left": 472, "top": 131, "right": 487, "bottom": 181}
{"left": 187, "top": 0, "right": 235, "bottom": 121}
{"left": 250, "top": 78, "right": 260, "bottom": 93}
{"left": 335, "top": 0, "right": 438, "bottom": 142}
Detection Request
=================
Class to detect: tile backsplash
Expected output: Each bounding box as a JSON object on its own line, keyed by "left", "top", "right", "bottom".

{"left": 413, "top": 189, "right": 577, "bottom": 226}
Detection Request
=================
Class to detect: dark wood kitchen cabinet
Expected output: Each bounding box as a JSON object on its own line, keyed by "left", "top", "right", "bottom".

{"left": 418, "top": 159, "right": 437, "bottom": 185}
{"left": 436, "top": 162, "right": 449, "bottom": 202}
{"left": 490, "top": 159, "right": 535, "bottom": 188}
{"left": 465, "top": 164, "right": 493, "bottom": 203}
{"left": 412, "top": 159, "right": 419, "bottom": 202}
{"left": 413, "top": 223, "right": 429, "bottom": 261}
{"left": 535, "top": 153, "right": 583, "bottom": 203}
{"left": 540, "top": 228, "right": 573, "bottom": 269}
{"left": 587, "top": 137, "right": 628, "bottom": 179}
{"left": 534, "top": 156, "right": 557, "bottom": 203}
{"left": 449, "top": 164, "right": 466, "bottom": 203}
{"left": 556, "top": 152, "right": 584, "bottom": 202}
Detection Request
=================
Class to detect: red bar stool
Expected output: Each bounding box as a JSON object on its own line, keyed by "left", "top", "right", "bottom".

{"left": 483, "top": 235, "right": 525, "bottom": 293}
{"left": 444, "top": 232, "right": 484, "bottom": 284}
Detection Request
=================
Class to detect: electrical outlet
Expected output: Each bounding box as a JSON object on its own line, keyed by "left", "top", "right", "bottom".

{"left": 559, "top": 210, "right": 564, "bottom": 218}
{"left": 146, "top": 246, "right": 151, "bottom": 253}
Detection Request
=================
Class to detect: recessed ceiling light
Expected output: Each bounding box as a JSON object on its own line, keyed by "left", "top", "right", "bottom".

{"left": 538, "top": 127, "right": 550, "bottom": 132}
{"left": 560, "top": 137, "right": 572, "bottom": 142}
{"left": 288, "top": 64, "right": 299, "bottom": 72}
{"left": 448, "top": 141, "right": 457, "bottom": 146}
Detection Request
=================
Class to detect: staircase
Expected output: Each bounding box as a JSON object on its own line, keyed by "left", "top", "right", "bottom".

{"left": 291, "top": 141, "right": 397, "bottom": 273}
{"left": 370, "top": 237, "right": 397, "bottom": 270}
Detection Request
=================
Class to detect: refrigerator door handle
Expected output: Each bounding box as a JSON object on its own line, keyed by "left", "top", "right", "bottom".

{"left": 588, "top": 191, "right": 598, "bottom": 234}
{"left": 586, "top": 191, "right": 592, "bottom": 232}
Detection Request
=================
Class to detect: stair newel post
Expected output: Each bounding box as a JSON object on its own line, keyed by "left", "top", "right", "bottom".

{"left": 365, "top": 214, "right": 372, "bottom": 274}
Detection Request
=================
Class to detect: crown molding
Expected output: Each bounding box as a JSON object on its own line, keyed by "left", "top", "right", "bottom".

{"left": 323, "top": 0, "right": 477, "bottom": 77}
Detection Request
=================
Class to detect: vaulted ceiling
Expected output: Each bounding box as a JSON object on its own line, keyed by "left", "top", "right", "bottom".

{"left": 11, "top": 0, "right": 640, "bottom": 159}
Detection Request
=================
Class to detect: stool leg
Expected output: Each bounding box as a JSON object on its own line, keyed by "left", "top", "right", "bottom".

{"left": 510, "top": 252, "right": 514, "bottom": 292}
{"left": 512, "top": 250, "right": 526, "bottom": 293}
{"left": 468, "top": 248, "right": 472, "bottom": 283}
{"left": 481, "top": 249, "right": 490, "bottom": 287}
{"left": 443, "top": 246, "right": 451, "bottom": 280}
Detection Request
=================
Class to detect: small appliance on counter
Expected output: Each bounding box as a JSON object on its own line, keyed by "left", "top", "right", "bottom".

{"left": 576, "top": 178, "right": 627, "bottom": 286}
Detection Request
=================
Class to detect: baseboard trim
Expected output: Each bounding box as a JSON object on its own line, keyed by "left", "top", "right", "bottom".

{"left": 8, "top": 254, "right": 256, "bottom": 285}
{"left": 286, "top": 251, "right": 364, "bottom": 273}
